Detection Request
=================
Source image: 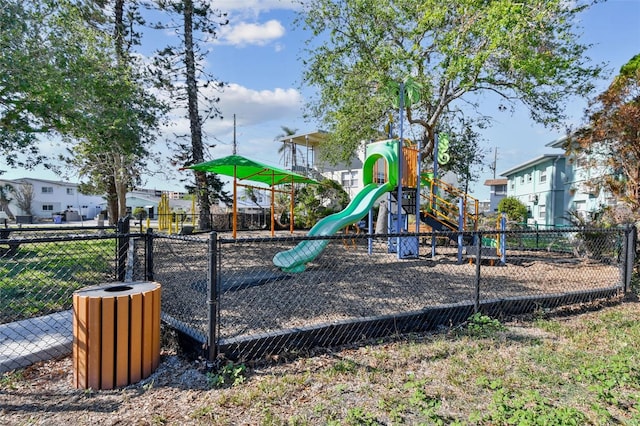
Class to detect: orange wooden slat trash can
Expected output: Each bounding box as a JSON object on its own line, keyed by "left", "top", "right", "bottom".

{"left": 73, "top": 281, "right": 161, "bottom": 390}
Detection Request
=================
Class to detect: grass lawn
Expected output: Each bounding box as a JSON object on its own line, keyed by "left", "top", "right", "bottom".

{"left": 2, "top": 297, "right": 640, "bottom": 425}
{"left": 0, "top": 239, "right": 116, "bottom": 323}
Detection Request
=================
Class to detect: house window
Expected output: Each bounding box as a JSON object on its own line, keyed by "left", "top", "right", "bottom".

{"left": 526, "top": 173, "right": 532, "bottom": 183}
{"left": 341, "top": 171, "right": 358, "bottom": 188}
{"left": 495, "top": 185, "right": 507, "bottom": 196}
{"left": 42, "top": 205, "right": 54, "bottom": 211}
{"left": 539, "top": 169, "right": 547, "bottom": 183}
{"left": 510, "top": 181, "right": 515, "bottom": 190}
{"left": 519, "top": 175, "right": 524, "bottom": 184}
{"left": 573, "top": 200, "right": 586, "bottom": 209}
{"left": 42, "top": 187, "right": 53, "bottom": 194}
{"left": 538, "top": 204, "right": 546, "bottom": 219}
{"left": 66, "top": 188, "right": 74, "bottom": 195}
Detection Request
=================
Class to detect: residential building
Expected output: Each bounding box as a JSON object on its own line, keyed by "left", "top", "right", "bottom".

{"left": 280, "top": 131, "right": 459, "bottom": 202}
{"left": 499, "top": 134, "right": 615, "bottom": 227}
{"left": 0, "top": 178, "right": 104, "bottom": 221}
{"left": 545, "top": 135, "right": 615, "bottom": 221}
{"left": 500, "top": 154, "right": 566, "bottom": 226}
{"left": 279, "top": 130, "right": 366, "bottom": 199}
{"left": 483, "top": 178, "right": 508, "bottom": 212}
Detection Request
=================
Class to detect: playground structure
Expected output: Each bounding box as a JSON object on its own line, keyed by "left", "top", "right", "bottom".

{"left": 185, "top": 155, "right": 318, "bottom": 238}
{"left": 273, "top": 137, "right": 507, "bottom": 272}
{"left": 152, "top": 193, "right": 195, "bottom": 234}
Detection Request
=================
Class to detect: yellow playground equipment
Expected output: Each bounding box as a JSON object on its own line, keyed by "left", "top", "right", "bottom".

{"left": 156, "top": 193, "right": 195, "bottom": 234}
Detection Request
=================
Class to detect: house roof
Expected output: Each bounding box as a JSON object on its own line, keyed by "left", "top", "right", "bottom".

{"left": 2, "top": 177, "right": 79, "bottom": 187}
{"left": 545, "top": 134, "right": 569, "bottom": 149}
{"left": 484, "top": 178, "right": 507, "bottom": 186}
{"left": 499, "top": 154, "right": 564, "bottom": 177}
{"left": 278, "top": 130, "right": 328, "bottom": 148}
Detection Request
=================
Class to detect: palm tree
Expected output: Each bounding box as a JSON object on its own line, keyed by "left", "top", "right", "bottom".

{"left": 275, "top": 126, "right": 302, "bottom": 170}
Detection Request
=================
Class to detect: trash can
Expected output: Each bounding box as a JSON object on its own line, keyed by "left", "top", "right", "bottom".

{"left": 53, "top": 215, "right": 62, "bottom": 224}
{"left": 72, "top": 281, "right": 161, "bottom": 390}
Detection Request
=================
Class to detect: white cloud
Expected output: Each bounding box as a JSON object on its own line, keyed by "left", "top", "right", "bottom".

{"left": 214, "top": 0, "right": 301, "bottom": 14}
{"left": 218, "top": 20, "right": 285, "bottom": 46}
{"left": 160, "top": 82, "right": 303, "bottom": 148}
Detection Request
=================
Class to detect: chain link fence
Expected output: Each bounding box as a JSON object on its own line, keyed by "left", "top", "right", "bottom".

{"left": 153, "top": 226, "right": 634, "bottom": 363}
{"left": 1, "top": 225, "right": 119, "bottom": 372}
{"left": 1, "top": 223, "right": 635, "bottom": 371}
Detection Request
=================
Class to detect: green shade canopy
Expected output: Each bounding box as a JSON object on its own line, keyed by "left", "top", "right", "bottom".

{"left": 186, "top": 155, "right": 319, "bottom": 186}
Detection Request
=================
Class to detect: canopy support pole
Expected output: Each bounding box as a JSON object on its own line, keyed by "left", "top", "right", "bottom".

{"left": 290, "top": 182, "right": 294, "bottom": 234}
{"left": 233, "top": 166, "right": 237, "bottom": 238}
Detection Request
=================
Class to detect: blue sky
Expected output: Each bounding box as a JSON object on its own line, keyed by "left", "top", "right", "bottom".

{"left": 3, "top": 0, "right": 639, "bottom": 201}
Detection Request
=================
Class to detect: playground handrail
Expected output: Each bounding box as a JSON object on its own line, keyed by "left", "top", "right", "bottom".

{"left": 421, "top": 175, "right": 479, "bottom": 231}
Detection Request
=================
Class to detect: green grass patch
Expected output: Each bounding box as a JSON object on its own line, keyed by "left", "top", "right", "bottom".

{"left": 0, "top": 239, "right": 116, "bottom": 322}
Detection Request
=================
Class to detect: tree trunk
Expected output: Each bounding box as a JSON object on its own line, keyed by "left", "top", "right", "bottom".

{"left": 183, "top": 0, "right": 211, "bottom": 230}
{"left": 107, "top": 178, "right": 118, "bottom": 225}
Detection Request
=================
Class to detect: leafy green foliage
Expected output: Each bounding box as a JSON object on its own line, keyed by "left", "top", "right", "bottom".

{"left": 294, "top": 179, "right": 350, "bottom": 228}
{"left": 464, "top": 313, "right": 507, "bottom": 338}
{"left": 498, "top": 196, "right": 528, "bottom": 223}
{"left": 571, "top": 54, "right": 640, "bottom": 216}
{"left": 300, "top": 0, "right": 603, "bottom": 167}
{"left": 207, "top": 362, "right": 247, "bottom": 388}
{"left": 473, "top": 388, "right": 587, "bottom": 425}
{"left": 133, "top": 207, "right": 148, "bottom": 221}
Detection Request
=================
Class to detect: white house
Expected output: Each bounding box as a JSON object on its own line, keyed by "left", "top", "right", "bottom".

{"left": 1, "top": 178, "right": 105, "bottom": 222}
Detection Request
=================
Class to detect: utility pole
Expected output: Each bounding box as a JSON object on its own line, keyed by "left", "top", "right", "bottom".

{"left": 233, "top": 114, "right": 237, "bottom": 155}
{"left": 490, "top": 147, "right": 498, "bottom": 179}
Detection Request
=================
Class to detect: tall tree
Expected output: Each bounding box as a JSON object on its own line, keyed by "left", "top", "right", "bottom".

{"left": 571, "top": 54, "right": 640, "bottom": 215}
{"left": 437, "top": 116, "right": 489, "bottom": 194}
{"left": 1, "top": 1, "right": 165, "bottom": 223}
{"left": 151, "top": 0, "right": 230, "bottom": 230}
{"left": 300, "top": 0, "right": 604, "bottom": 168}
{"left": 0, "top": 1, "right": 89, "bottom": 168}
{"left": 275, "top": 126, "right": 302, "bottom": 170}
{"left": 56, "top": 0, "right": 165, "bottom": 223}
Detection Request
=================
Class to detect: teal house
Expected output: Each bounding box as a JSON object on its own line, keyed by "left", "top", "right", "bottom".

{"left": 500, "top": 135, "right": 615, "bottom": 228}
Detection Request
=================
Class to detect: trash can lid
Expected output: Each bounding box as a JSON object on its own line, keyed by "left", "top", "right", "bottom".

{"left": 74, "top": 281, "right": 160, "bottom": 298}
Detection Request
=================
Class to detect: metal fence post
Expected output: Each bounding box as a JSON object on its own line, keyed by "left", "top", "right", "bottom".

{"left": 474, "top": 231, "right": 482, "bottom": 313}
{"left": 145, "top": 228, "right": 154, "bottom": 282}
{"left": 116, "top": 216, "right": 130, "bottom": 281}
{"left": 207, "top": 232, "right": 218, "bottom": 363}
{"left": 623, "top": 224, "right": 637, "bottom": 294}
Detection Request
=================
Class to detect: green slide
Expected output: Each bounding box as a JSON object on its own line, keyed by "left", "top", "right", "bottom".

{"left": 272, "top": 182, "right": 393, "bottom": 272}
{"left": 273, "top": 139, "right": 400, "bottom": 273}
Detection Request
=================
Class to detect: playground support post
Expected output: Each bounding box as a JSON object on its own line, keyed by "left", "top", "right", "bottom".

{"left": 457, "top": 197, "right": 465, "bottom": 264}
{"left": 396, "top": 82, "right": 405, "bottom": 259}
{"left": 430, "top": 133, "right": 440, "bottom": 258}
{"left": 500, "top": 213, "right": 507, "bottom": 264}
{"left": 416, "top": 144, "right": 422, "bottom": 234}
{"left": 367, "top": 210, "right": 373, "bottom": 255}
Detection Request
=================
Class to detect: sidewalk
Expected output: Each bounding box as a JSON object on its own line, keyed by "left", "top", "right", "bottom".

{"left": 0, "top": 311, "right": 72, "bottom": 374}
